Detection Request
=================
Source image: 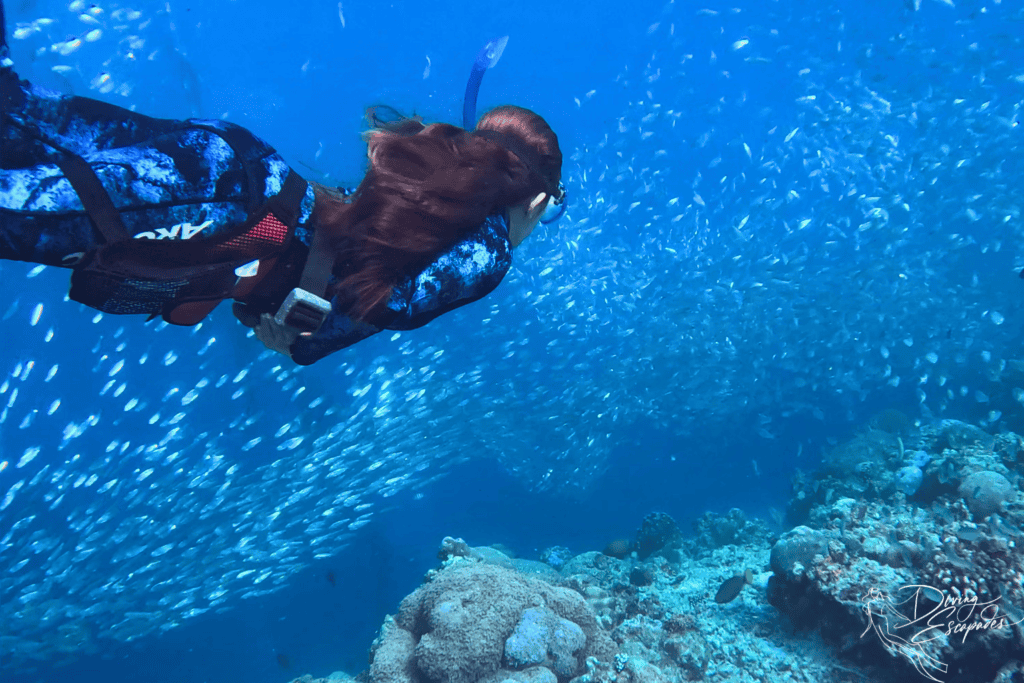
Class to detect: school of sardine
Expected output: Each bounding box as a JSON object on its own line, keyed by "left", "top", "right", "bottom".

{"left": 3, "top": 0, "right": 1024, "bottom": 670}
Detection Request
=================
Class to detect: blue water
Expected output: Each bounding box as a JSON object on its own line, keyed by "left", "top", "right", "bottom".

{"left": 3, "top": 0, "right": 1024, "bottom": 681}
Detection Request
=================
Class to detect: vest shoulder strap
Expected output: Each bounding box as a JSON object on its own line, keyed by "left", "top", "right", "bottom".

{"left": 54, "top": 153, "right": 130, "bottom": 243}
{"left": 300, "top": 218, "right": 333, "bottom": 299}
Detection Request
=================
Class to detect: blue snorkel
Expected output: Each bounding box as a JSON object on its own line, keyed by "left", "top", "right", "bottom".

{"left": 463, "top": 36, "right": 566, "bottom": 225}
{"left": 463, "top": 36, "right": 509, "bottom": 130}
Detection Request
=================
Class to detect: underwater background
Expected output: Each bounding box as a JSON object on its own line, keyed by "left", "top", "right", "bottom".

{"left": 2, "top": 0, "right": 1024, "bottom": 681}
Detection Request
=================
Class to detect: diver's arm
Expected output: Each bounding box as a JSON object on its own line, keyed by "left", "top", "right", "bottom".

{"left": 384, "top": 213, "right": 513, "bottom": 331}
{"left": 287, "top": 308, "right": 381, "bottom": 366}
{"left": 286, "top": 214, "right": 511, "bottom": 364}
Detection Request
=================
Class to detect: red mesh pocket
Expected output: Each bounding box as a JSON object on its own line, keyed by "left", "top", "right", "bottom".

{"left": 215, "top": 213, "right": 289, "bottom": 255}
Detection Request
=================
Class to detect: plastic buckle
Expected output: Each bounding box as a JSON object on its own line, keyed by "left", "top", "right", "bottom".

{"left": 274, "top": 288, "right": 331, "bottom": 333}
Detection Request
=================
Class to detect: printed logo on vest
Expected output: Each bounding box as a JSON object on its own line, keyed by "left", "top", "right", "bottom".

{"left": 134, "top": 220, "right": 213, "bottom": 240}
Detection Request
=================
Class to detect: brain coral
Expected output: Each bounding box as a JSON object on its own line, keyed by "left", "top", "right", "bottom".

{"left": 369, "top": 562, "right": 616, "bottom": 683}
{"left": 958, "top": 471, "right": 1015, "bottom": 519}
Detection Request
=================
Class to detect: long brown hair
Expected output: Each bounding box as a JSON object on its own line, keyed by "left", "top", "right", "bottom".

{"left": 312, "top": 105, "right": 562, "bottom": 325}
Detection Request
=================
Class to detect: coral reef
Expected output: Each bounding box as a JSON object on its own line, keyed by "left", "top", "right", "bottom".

{"left": 540, "top": 547, "right": 575, "bottom": 571}
{"left": 959, "top": 471, "right": 1015, "bottom": 519}
{"left": 505, "top": 607, "right": 586, "bottom": 676}
{"left": 286, "top": 673, "right": 357, "bottom": 683}
{"left": 635, "top": 513, "right": 682, "bottom": 561}
{"left": 770, "top": 420, "right": 1024, "bottom": 682}
{"left": 368, "top": 559, "right": 615, "bottom": 683}
{"left": 284, "top": 419, "right": 1024, "bottom": 683}
{"left": 355, "top": 524, "right": 870, "bottom": 683}
{"left": 690, "top": 509, "right": 774, "bottom": 553}
{"left": 786, "top": 428, "right": 903, "bottom": 522}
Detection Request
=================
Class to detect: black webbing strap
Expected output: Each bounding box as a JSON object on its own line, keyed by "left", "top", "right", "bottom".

{"left": 269, "top": 209, "right": 333, "bottom": 333}
{"left": 299, "top": 218, "right": 334, "bottom": 299}
{"left": 274, "top": 170, "right": 308, "bottom": 228}
{"left": 54, "top": 153, "right": 130, "bottom": 244}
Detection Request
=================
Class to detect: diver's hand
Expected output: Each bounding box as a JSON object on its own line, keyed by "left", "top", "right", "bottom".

{"left": 254, "top": 313, "right": 302, "bottom": 359}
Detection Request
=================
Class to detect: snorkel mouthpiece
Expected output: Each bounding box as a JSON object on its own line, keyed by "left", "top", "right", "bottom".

{"left": 463, "top": 35, "right": 509, "bottom": 130}
{"left": 541, "top": 184, "right": 567, "bottom": 225}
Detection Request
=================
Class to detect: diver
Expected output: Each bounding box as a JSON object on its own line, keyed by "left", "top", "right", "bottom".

{"left": 0, "top": 7, "right": 565, "bottom": 365}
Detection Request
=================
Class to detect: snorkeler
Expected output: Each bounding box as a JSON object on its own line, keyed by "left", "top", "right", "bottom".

{"left": 0, "top": 7, "right": 565, "bottom": 365}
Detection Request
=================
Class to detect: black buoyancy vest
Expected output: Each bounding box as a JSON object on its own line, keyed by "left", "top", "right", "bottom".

{"left": 61, "top": 122, "right": 309, "bottom": 326}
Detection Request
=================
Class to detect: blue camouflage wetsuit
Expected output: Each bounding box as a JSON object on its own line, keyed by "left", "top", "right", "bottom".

{"left": 0, "top": 74, "right": 514, "bottom": 365}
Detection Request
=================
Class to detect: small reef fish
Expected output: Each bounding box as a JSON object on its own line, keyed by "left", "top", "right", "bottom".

{"left": 715, "top": 568, "right": 754, "bottom": 604}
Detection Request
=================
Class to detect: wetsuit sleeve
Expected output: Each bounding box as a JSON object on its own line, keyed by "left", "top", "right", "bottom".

{"left": 383, "top": 213, "right": 513, "bottom": 331}
{"left": 288, "top": 213, "right": 513, "bottom": 365}
{"left": 288, "top": 313, "right": 381, "bottom": 366}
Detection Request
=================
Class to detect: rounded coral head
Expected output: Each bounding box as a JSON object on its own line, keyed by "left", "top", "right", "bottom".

{"left": 602, "top": 538, "right": 632, "bottom": 559}
{"left": 476, "top": 105, "right": 562, "bottom": 195}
